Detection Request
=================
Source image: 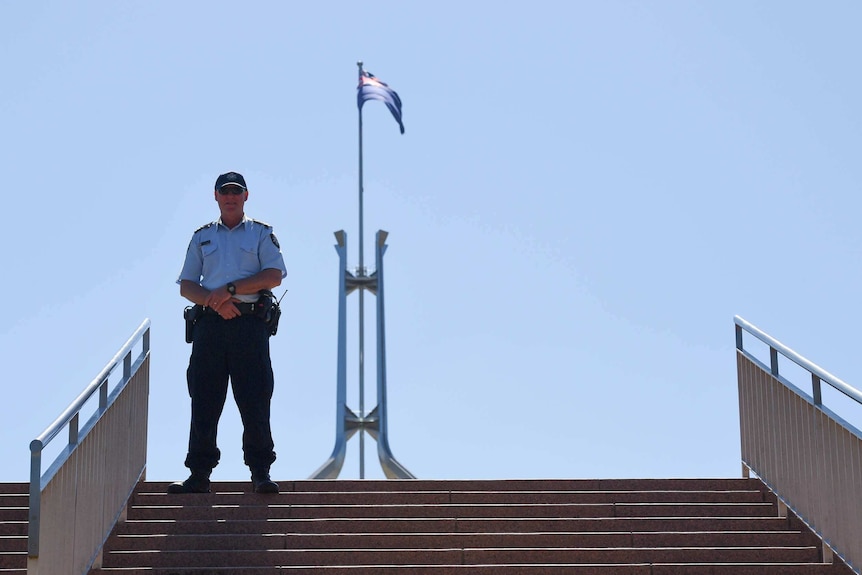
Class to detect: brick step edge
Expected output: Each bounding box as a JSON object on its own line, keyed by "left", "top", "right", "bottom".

{"left": 90, "top": 561, "right": 854, "bottom": 575}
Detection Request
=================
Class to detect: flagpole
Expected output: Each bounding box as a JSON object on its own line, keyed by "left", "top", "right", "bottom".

{"left": 356, "top": 60, "right": 367, "bottom": 479}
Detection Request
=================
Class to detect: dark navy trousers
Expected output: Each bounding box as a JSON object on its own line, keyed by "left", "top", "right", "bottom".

{"left": 184, "top": 312, "right": 276, "bottom": 473}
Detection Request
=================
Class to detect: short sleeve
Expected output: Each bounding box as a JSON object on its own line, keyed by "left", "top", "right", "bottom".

{"left": 258, "top": 228, "right": 287, "bottom": 278}
{"left": 177, "top": 235, "right": 204, "bottom": 284}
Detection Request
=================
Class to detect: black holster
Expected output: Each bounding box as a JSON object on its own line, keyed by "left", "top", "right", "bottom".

{"left": 256, "top": 290, "right": 282, "bottom": 336}
{"left": 183, "top": 304, "right": 204, "bottom": 343}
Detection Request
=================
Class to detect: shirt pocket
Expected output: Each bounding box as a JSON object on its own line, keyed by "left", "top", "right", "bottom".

{"left": 200, "top": 242, "right": 220, "bottom": 278}
{"left": 239, "top": 239, "right": 260, "bottom": 274}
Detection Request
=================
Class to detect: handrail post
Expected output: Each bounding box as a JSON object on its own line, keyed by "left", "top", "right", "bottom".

{"left": 27, "top": 441, "right": 42, "bottom": 557}
{"left": 68, "top": 413, "right": 79, "bottom": 445}
{"left": 812, "top": 373, "right": 823, "bottom": 406}
{"left": 769, "top": 347, "right": 779, "bottom": 376}
{"left": 99, "top": 380, "right": 108, "bottom": 410}
{"left": 124, "top": 350, "right": 132, "bottom": 381}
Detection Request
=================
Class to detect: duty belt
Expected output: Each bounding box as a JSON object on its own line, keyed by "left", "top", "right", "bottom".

{"left": 202, "top": 301, "right": 259, "bottom": 315}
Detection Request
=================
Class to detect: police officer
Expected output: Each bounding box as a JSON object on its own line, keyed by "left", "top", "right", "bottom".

{"left": 169, "top": 171, "right": 287, "bottom": 494}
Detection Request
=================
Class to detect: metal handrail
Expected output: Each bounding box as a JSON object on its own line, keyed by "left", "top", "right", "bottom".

{"left": 734, "top": 315, "right": 862, "bottom": 573}
{"left": 28, "top": 318, "right": 150, "bottom": 559}
{"left": 30, "top": 320, "right": 151, "bottom": 458}
{"left": 734, "top": 315, "right": 862, "bottom": 406}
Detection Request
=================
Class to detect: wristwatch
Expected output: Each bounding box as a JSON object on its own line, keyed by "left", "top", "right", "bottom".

{"left": 226, "top": 282, "right": 236, "bottom": 296}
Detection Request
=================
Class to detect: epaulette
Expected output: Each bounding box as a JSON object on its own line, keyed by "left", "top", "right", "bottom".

{"left": 250, "top": 218, "right": 273, "bottom": 229}
{"left": 194, "top": 222, "right": 215, "bottom": 233}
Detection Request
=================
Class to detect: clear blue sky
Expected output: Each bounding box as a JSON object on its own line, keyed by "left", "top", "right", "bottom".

{"left": 2, "top": 2, "right": 861, "bottom": 483}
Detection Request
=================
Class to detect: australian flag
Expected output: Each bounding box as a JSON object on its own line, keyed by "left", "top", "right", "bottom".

{"left": 357, "top": 70, "right": 405, "bottom": 134}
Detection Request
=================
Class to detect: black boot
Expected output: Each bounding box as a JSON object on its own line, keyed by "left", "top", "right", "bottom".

{"left": 251, "top": 468, "right": 279, "bottom": 494}
{"left": 167, "top": 469, "right": 211, "bottom": 494}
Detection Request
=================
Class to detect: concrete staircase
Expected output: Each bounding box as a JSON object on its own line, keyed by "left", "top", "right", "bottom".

{"left": 0, "top": 483, "right": 28, "bottom": 575}
{"left": 82, "top": 478, "right": 853, "bottom": 575}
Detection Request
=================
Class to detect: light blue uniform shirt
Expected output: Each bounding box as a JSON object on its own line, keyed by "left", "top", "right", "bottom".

{"left": 178, "top": 215, "right": 287, "bottom": 303}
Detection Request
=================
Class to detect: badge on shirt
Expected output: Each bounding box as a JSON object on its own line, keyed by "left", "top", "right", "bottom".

{"left": 270, "top": 233, "right": 280, "bottom": 249}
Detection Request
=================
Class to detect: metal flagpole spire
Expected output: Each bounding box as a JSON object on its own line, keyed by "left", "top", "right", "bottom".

{"left": 310, "top": 61, "right": 414, "bottom": 481}
{"left": 356, "top": 60, "right": 368, "bottom": 478}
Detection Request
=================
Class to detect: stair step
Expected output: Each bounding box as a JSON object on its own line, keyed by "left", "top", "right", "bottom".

{"left": 0, "top": 551, "right": 27, "bottom": 569}
{"left": 114, "top": 515, "right": 801, "bottom": 536}
{"left": 126, "top": 502, "right": 778, "bottom": 522}
{"left": 0, "top": 537, "right": 27, "bottom": 552}
{"left": 104, "top": 529, "right": 813, "bottom": 551}
{"left": 101, "top": 546, "right": 822, "bottom": 569}
{"left": 89, "top": 567, "right": 850, "bottom": 575}
{"left": 0, "top": 496, "right": 28, "bottom": 509}
{"left": 0, "top": 510, "right": 27, "bottom": 523}
{"left": 141, "top": 478, "right": 766, "bottom": 493}
{"left": 133, "top": 489, "right": 769, "bottom": 506}
{"left": 0, "top": 485, "right": 29, "bottom": 494}
{"left": 0, "top": 523, "right": 26, "bottom": 537}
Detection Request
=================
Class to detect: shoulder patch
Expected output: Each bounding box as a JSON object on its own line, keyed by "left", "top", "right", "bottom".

{"left": 270, "top": 233, "right": 280, "bottom": 249}
{"left": 194, "top": 222, "right": 215, "bottom": 233}
{"left": 250, "top": 218, "right": 273, "bottom": 229}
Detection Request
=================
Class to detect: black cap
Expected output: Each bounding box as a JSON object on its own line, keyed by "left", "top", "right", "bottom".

{"left": 215, "top": 171, "right": 247, "bottom": 191}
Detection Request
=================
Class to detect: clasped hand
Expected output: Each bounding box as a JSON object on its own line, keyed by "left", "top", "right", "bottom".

{"left": 204, "top": 286, "right": 242, "bottom": 320}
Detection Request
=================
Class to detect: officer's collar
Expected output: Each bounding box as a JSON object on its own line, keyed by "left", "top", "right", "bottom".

{"left": 216, "top": 214, "right": 249, "bottom": 231}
